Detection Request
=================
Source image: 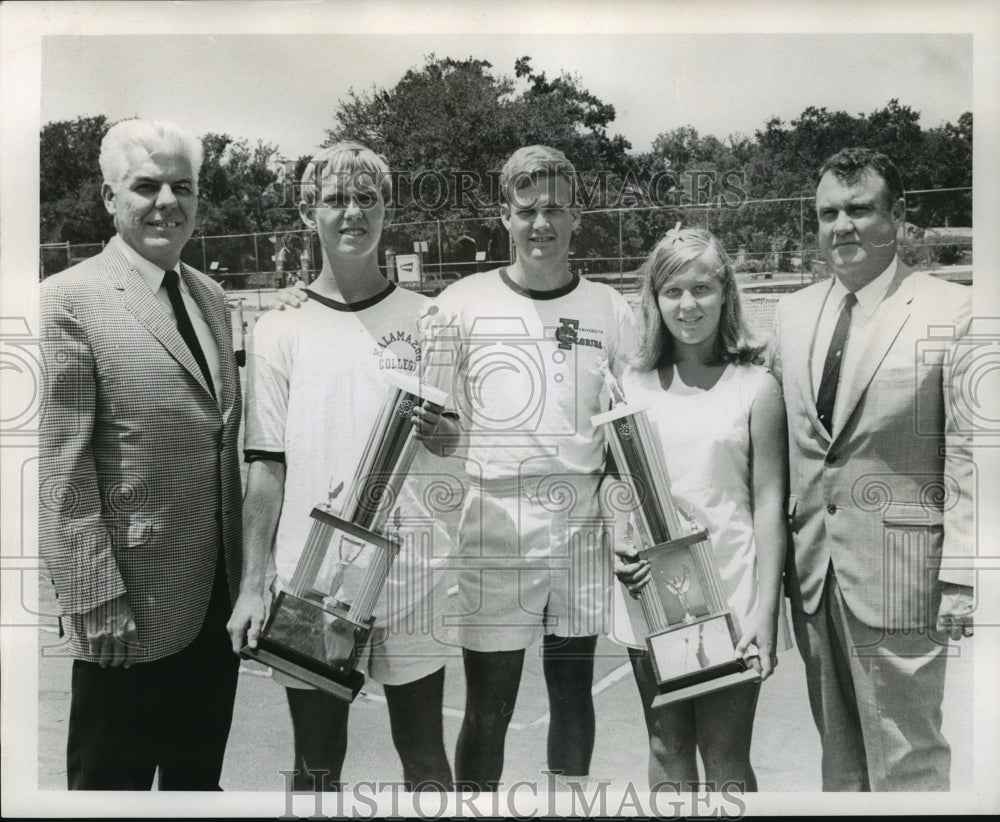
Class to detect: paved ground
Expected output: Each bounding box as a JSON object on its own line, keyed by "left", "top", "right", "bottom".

{"left": 36, "top": 590, "right": 976, "bottom": 803}
{"left": 27, "top": 272, "right": 984, "bottom": 813}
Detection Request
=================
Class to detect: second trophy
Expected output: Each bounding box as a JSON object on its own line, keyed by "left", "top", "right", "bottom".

{"left": 593, "top": 364, "right": 759, "bottom": 706}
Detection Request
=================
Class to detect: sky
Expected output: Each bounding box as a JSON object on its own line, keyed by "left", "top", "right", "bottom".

{"left": 41, "top": 33, "right": 973, "bottom": 160}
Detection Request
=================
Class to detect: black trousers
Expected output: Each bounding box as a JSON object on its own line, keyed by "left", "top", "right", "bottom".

{"left": 67, "top": 553, "right": 239, "bottom": 790}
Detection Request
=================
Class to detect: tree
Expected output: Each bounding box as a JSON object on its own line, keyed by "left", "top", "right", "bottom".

{"left": 196, "top": 133, "right": 295, "bottom": 236}
{"left": 184, "top": 134, "right": 301, "bottom": 276}
{"left": 38, "top": 90, "right": 972, "bottom": 279}
{"left": 515, "top": 57, "right": 631, "bottom": 175}
{"left": 329, "top": 54, "right": 632, "bottom": 205}
{"left": 329, "top": 56, "right": 522, "bottom": 215}
{"left": 326, "top": 55, "right": 632, "bottom": 270}
{"left": 40, "top": 115, "right": 112, "bottom": 244}
{"left": 733, "top": 100, "right": 972, "bottom": 267}
{"left": 910, "top": 112, "right": 972, "bottom": 227}
{"left": 865, "top": 99, "right": 923, "bottom": 174}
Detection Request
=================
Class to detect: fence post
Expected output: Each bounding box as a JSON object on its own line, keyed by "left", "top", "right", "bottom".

{"left": 902, "top": 189, "right": 909, "bottom": 245}
{"left": 799, "top": 196, "right": 805, "bottom": 286}
{"left": 618, "top": 209, "right": 623, "bottom": 282}
{"left": 201, "top": 237, "right": 207, "bottom": 276}
{"left": 437, "top": 219, "right": 443, "bottom": 278}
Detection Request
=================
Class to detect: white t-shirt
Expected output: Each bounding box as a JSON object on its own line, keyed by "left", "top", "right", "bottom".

{"left": 421, "top": 268, "right": 635, "bottom": 481}
{"left": 245, "top": 284, "right": 456, "bottom": 624}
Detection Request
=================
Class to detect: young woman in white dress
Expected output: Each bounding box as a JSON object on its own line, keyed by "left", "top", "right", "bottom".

{"left": 612, "top": 226, "right": 790, "bottom": 791}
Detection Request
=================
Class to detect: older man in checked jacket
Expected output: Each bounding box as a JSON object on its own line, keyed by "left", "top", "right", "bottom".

{"left": 39, "top": 118, "right": 243, "bottom": 790}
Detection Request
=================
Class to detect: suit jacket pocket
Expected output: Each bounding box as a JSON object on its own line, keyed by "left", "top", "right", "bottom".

{"left": 111, "top": 516, "right": 156, "bottom": 548}
{"left": 881, "top": 502, "right": 944, "bottom": 528}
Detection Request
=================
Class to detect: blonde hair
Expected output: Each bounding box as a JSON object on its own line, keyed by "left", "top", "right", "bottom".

{"left": 634, "top": 226, "right": 761, "bottom": 369}
{"left": 300, "top": 141, "right": 392, "bottom": 206}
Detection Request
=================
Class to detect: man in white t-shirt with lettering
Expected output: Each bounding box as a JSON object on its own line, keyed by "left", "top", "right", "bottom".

{"left": 421, "top": 145, "right": 635, "bottom": 789}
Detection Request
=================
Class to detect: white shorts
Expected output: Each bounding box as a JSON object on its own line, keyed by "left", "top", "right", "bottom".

{"left": 449, "top": 473, "right": 612, "bottom": 652}
{"left": 273, "top": 570, "right": 452, "bottom": 689}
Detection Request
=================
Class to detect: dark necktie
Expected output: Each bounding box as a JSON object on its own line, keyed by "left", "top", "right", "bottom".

{"left": 815, "top": 291, "right": 857, "bottom": 435}
{"left": 162, "top": 269, "right": 215, "bottom": 397}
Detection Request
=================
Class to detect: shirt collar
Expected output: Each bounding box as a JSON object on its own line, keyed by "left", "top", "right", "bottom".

{"left": 830, "top": 255, "right": 897, "bottom": 319}
{"left": 112, "top": 234, "right": 184, "bottom": 294}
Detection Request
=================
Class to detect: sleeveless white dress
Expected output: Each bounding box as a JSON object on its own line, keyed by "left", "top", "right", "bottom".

{"left": 611, "top": 362, "right": 792, "bottom": 652}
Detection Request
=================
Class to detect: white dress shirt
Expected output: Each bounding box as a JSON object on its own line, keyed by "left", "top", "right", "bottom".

{"left": 113, "top": 235, "right": 222, "bottom": 402}
{"left": 811, "top": 257, "right": 898, "bottom": 433}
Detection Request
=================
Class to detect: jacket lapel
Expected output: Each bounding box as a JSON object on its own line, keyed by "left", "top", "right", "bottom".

{"left": 101, "top": 243, "right": 216, "bottom": 402}
{"left": 789, "top": 279, "right": 835, "bottom": 442}
{"left": 831, "top": 263, "right": 914, "bottom": 440}
{"left": 182, "top": 262, "right": 237, "bottom": 416}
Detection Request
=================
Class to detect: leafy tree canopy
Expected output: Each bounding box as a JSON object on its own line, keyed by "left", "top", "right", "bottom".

{"left": 40, "top": 115, "right": 113, "bottom": 245}
{"left": 40, "top": 75, "right": 972, "bottom": 277}
{"left": 326, "top": 55, "right": 631, "bottom": 218}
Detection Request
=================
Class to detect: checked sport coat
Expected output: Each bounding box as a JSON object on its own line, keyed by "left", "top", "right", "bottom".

{"left": 39, "top": 240, "right": 243, "bottom": 663}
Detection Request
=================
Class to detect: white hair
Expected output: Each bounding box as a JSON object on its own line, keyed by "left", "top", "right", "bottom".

{"left": 99, "top": 119, "right": 204, "bottom": 188}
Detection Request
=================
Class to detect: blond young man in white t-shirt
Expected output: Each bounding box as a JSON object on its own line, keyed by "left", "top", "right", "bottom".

{"left": 227, "top": 143, "right": 457, "bottom": 791}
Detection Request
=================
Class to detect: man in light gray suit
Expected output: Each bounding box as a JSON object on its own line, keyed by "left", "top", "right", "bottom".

{"left": 40, "top": 119, "right": 243, "bottom": 789}
{"left": 770, "top": 148, "right": 974, "bottom": 791}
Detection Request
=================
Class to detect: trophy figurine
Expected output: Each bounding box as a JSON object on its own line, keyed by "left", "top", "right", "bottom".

{"left": 664, "top": 565, "right": 696, "bottom": 624}
{"left": 591, "top": 359, "right": 759, "bottom": 706}
{"left": 242, "top": 371, "right": 448, "bottom": 702}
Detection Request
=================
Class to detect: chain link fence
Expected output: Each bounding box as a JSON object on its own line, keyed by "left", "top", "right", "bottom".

{"left": 39, "top": 188, "right": 971, "bottom": 292}
{"left": 176, "top": 229, "right": 319, "bottom": 290}
{"left": 39, "top": 242, "right": 106, "bottom": 279}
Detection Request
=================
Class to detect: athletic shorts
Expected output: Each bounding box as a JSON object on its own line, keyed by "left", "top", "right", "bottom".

{"left": 272, "top": 570, "right": 451, "bottom": 689}
{"left": 449, "top": 472, "right": 612, "bottom": 652}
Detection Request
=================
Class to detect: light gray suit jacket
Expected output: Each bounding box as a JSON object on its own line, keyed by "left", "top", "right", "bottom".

{"left": 770, "top": 264, "right": 973, "bottom": 629}
{"left": 40, "top": 241, "right": 243, "bottom": 663}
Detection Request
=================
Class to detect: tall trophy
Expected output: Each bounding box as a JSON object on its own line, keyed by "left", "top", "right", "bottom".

{"left": 241, "top": 371, "right": 448, "bottom": 702}
{"left": 592, "top": 361, "right": 759, "bottom": 706}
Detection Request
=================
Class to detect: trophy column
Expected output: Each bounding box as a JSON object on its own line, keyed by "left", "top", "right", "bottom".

{"left": 593, "top": 399, "right": 759, "bottom": 707}
{"left": 243, "top": 372, "right": 448, "bottom": 702}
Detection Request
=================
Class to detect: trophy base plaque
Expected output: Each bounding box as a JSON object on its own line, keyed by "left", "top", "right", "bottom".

{"left": 650, "top": 667, "right": 761, "bottom": 708}
{"left": 633, "top": 532, "right": 762, "bottom": 707}
{"left": 241, "top": 590, "right": 374, "bottom": 702}
{"left": 646, "top": 612, "right": 761, "bottom": 708}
